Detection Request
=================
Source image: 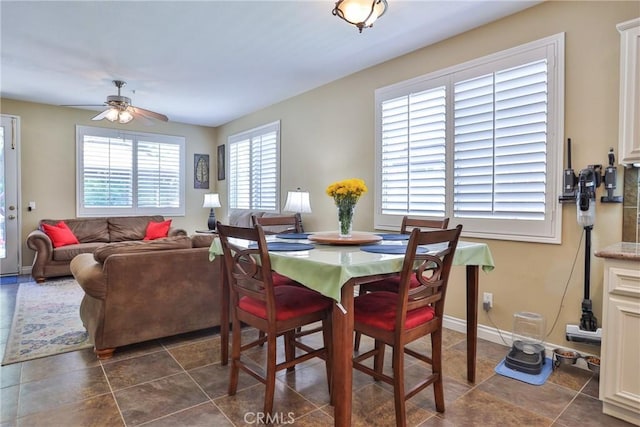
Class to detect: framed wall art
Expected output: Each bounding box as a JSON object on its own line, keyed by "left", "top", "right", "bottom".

{"left": 217, "top": 144, "right": 226, "bottom": 181}
{"left": 194, "top": 154, "right": 210, "bottom": 189}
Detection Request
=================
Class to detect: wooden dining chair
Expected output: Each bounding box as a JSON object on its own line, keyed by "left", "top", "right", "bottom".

{"left": 251, "top": 214, "right": 303, "bottom": 235}
{"left": 217, "top": 222, "right": 332, "bottom": 416}
{"left": 400, "top": 216, "right": 449, "bottom": 234}
{"left": 354, "top": 216, "right": 450, "bottom": 350}
{"left": 352, "top": 225, "right": 462, "bottom": 426}
{"left": 251, "top": 214, "right": 313, "bottom": 343}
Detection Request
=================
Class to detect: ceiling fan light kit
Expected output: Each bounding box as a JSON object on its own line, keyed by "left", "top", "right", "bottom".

{"left": 85, "top": 80, "right": 168, "bottom": 124}
{"left": 332, "top": 0, "right": 388, "bottom": 33}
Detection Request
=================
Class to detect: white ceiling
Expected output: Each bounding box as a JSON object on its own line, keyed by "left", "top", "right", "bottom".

{"left": 1, "top": 1, "right": 540, "bottom": 127}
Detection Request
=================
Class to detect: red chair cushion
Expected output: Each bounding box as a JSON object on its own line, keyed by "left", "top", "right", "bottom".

{"left": 354, "top": 291, "right": 435, "bottom": 331}
{"left": 363, "top": 275, "right": 421, "bottom": 293}
{"left": 272, "top": 271, "right": 301, "bottom": 287}
{"left": 239, "top": 285, "right": 332, "bottom": 321}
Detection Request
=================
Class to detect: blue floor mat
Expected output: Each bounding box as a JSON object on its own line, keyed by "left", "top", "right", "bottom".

{"left": 0, "top": 276, "right": 18, "bottom": 285}
{"left": 495, "top": 357, "right": 553, "bottom": 385}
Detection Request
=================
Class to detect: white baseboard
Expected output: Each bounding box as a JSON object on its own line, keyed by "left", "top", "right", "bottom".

{"left": 443, "top": 314, "right": 597, "bottom": 370}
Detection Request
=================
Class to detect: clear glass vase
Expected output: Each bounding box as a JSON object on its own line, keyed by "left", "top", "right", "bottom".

{"left": 338, "top": 205, "right": 354, "bottom": 237}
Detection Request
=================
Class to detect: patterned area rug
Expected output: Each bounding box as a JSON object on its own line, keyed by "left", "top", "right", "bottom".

{"left": 2, "top": 278, "right": 92, "bottom": 365}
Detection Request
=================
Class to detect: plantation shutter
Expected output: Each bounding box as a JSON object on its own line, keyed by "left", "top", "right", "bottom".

{"left": 453, "top": 59, "right": 548, "bottom": 220}
{"left": 137, "top": 140, "right": 181, "bottom": 208}
{"left": 228, "top": 121, "right": 280, "bottom": 211}
{"left": 82, "top": 135, "right": 133, "bottom": 208}
{"left": 380, "top": 86, "right": 447, "bottom": 217}
{"left": 77, "top": 126, "right": 185, "bottom": 216}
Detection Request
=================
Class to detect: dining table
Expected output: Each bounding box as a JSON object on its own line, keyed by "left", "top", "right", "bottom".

{"left": 210, "top": 230, "right": 495, "bottom": 427}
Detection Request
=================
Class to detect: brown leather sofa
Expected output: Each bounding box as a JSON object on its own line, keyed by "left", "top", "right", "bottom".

{"left": 69, "top": 234, "right": 222, "bottom": 359}
{"left": 26, "top": 216, "right": 186, "bottom": 282}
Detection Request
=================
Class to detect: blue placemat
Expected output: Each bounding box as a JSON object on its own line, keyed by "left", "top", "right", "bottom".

{"left": 360, "top": 245, "right": 428, "bottom": 254}
{"left": 494, "top": 357, "right": 553, "bottom": 386}
{"left": 275, "top": 233, "right": 311, "bottom": 239}
{"left": 248, "top": 242, "right": 314, "bottom": 251}
{"left": 376, "top": 233, "right": 410, "bottom": 241}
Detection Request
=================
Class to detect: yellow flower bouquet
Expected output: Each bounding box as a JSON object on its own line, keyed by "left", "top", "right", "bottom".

{"left": 326, "top": 178, "right": 368, "bottom": 237}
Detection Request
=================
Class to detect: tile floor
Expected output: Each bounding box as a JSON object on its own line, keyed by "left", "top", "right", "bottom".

{"left": 0, "top": 277, "right": 634, "bottom": 427}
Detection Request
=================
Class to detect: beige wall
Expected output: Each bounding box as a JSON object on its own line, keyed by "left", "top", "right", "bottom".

{"left": 216, "top": 1, "right": 639, "bottom": 352}
{"left": 0, "top": 98, "right": 218, "bottom": 268}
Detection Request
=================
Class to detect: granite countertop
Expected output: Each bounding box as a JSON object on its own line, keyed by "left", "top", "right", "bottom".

{"left": 595, "top": 242, "right": 640, "bottom": 261}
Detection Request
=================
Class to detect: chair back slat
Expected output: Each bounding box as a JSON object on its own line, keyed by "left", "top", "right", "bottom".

{"left": 252, "top": 214, "right": 303, "bottom": 234}
{"left": 217, "top": 222, "right": 277, "bottom": 319}
{"left": 401, "top": 216, "right": 450, "bottom": 234}
{"left": 396, "top": 225, "right": 462, "bottom": 323}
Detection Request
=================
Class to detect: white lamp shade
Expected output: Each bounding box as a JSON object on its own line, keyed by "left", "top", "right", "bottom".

{"left": 203, "top": 193, "right": 221, "bottom": 208}
{"left": 283, "top": 190, "right": 312, "bottom": 213}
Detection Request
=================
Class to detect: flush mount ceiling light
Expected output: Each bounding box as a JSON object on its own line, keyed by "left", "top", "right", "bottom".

{"left": 332, "top": 0, "right": 388, "bottom": 33}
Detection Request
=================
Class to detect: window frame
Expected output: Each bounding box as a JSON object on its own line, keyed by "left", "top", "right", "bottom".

{"left": 227, "top": 120, "right": 281, "bottom": 212}
{"left": 374, "top": 33, "right": 565, "bottom": 244}
{"left": 76, "top": 125, "right": 186, "bottom": 217}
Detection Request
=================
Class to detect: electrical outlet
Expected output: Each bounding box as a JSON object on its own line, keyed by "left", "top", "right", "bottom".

{"left": 483, "top": 292, "right": 493, "bottom": 311}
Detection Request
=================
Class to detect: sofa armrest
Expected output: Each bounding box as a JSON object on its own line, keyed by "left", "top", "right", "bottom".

{"left": 26, "top": 229, "right": 53, "bottom": 257}
{"left": 27, "top": 230, "right": 54, "bottom": 281}
{"left": 70, "top": 254, "right": 107, "bottom": 300}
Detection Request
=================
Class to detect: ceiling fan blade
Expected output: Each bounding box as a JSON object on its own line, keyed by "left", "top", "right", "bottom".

{"left": 91, "top": 109, "right": 112, "bottom": 121}
{"left": 61, "top": 104, "right": 106, "bottom": 107}
{"left": 130, "top": 110, "right": 153, "bottom": 125}
{"left": 131, "top": 106, "right": 168, "bottom": 122}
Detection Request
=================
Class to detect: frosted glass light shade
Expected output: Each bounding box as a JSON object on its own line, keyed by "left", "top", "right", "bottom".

{"left": 332, "top": 0, "right": 388, "bottom": 32}
{"left": 203, "top": 193, "right": 221, "bottom": 208}
{"left": 283, "top": 190, "right": 311, "bottom": 213}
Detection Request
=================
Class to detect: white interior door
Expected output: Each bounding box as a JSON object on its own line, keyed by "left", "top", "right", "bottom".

{"left": 0, "top": 115, "right": 20, "bottom": 276}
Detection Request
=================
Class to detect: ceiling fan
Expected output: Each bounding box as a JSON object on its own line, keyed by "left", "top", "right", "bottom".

{"left": 69, "top": 80, "right": 168, "bottom": 124}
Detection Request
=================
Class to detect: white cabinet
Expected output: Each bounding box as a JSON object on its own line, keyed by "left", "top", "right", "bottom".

{"left": 617, "top": 18, "right": 640, "bottom": 165}
{"left": 599, "top": 256, "right": 640, "bottom": 425}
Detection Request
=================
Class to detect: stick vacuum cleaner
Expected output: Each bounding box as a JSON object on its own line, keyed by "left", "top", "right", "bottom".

{"left": 566, "top": 165, "right": 603, "bottom": 345}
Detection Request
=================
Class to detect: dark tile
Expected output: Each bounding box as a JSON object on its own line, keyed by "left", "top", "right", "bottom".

{"left": 168, "top": 337, "right": 222, "bottom": 370}
{"left": 294, "top": 409, "right": 335, "bottom": 426}
{"left": 0, "top": 363, "right": 21, "bottom": 388}
{"left": 351, "top": 383, "right": 432, "bottom": 427}
{"left": 281, "top": 359, "right": 332, "bottom": 406}
{"left": 142, "top": 402, "right": 233, "bottom": 427}
{"left": 440, "top": 388, "right": 553, "bottom": 426}
{"left": 103, "top": 350, "right": 183, "bottom": 390}
{"left": 555, "top": 393, "right": 635, "bottom": 427}
{"left": 189, "top": 361, "right": 259, "bottom": 399}
{"left": 442, "top": 348, "right": 497, "bottom": 385}
{"left": 477, "top": 374, "right": 576, "bottom": 419}
{"left": 547, "top": 364, "right": 593, "bottom": 391}
{"left": 15, "top": 393, "right": 123, "bottom": 427}
{"left": 115, "top": 373, "right": 208, "bottom": 425}
{"left": 213, "top": 380, "right": 318, "bottom": 425}
{"left": 20, "top": 347, "right": 100, "bottom": 382}
{"left": 158, "top": 327, "right": 221, "bottom": 348}
{"left": 17, "top": 366, "right": 111, "bottom": 418}
{"left": 452, "top": 337, "right": 510, "bottom": 365}
{"left": 99, "top": 340, "right": 164, "bottom": 364}
{"left": 581, "top": 376, "right": 600, "bottom": 399}
{"left": 0, "top": 385, "right": 19, "bottom": 423}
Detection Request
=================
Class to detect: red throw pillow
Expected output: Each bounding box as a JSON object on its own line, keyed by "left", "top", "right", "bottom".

{"left": 144, "top": 219, "right": 172, "bottom": 241}
{"left": 42, "top": 221, "right": 80, "bottom": 248}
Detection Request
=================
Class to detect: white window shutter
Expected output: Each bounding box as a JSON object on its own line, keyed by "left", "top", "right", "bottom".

{"left": 453, "top": 59, "right": 548, "bottom": 220}
{"left": 228, "top": 121, "right": 280, "bottom": 211}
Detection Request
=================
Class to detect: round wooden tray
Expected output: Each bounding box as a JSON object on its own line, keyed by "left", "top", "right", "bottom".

{"left": 308, "top": 231, "right": 382, "bottom": 245}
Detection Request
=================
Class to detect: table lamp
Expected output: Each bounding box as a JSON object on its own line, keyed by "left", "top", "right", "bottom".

{"left": 283, "top": 188, "right": 312, "bottom": 230}
{"left": 203, "top": 193, "right": 221, "bottom": 231}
